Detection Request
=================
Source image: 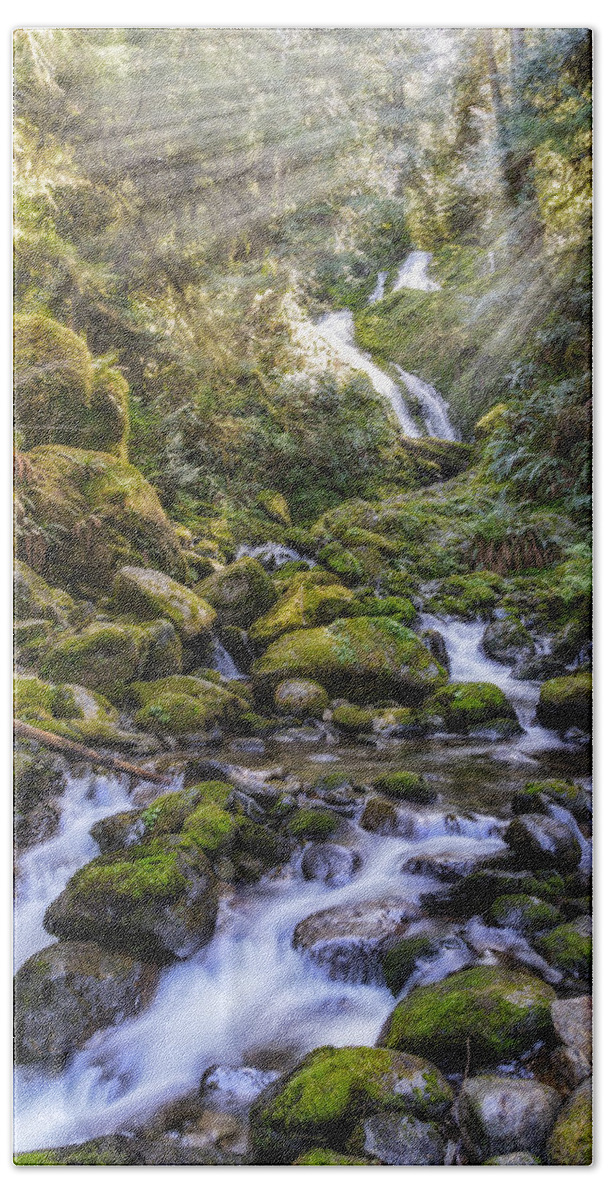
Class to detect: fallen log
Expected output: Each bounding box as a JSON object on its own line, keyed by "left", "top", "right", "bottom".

{"left": 13, "top": 719, "right": 173, "bottom": 785}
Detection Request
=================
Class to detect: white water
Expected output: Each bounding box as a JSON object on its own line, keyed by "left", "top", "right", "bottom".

{"left": 14, "top": 774, "right": 141, "bottom": 971}
{"left": 394, "top": 365, "right": 459, "bottom": 441}
{"left": 210, "top": 636, "right": 246, "bottom": 681}
{"left": 316, "top": 309, "right": 421, "bottom": 439}
{"left": 368, "top": 270, "right": 387, "bottom": 303}
{"left": 235, "top": 542, "right": 314, "bottom": 570}
{"left": 393, "top": 250, "right": 441, "bottom": 293}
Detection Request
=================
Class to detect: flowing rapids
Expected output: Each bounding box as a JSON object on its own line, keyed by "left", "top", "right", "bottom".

{"left": 13, "top": 611, "right": 588, "bottom": 1152}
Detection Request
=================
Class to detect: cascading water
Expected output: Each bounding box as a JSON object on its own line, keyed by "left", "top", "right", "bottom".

{"left": 393, "top": 250, "right": 441, "bottom": 293}
{"left": 211, "top": 636, "right": 246, "bottom": 681}
{"left": 393, "top": 365, "right": 459, "bottom": 441}
{"left": 316, "top": 310, "right": 421, "bottom": 438}
{"left": 368, "top": 270, "right": 387, "bottom": 303}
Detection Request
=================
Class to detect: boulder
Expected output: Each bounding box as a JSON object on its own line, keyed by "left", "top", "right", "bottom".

{"left": 15, "top": 445, "right": 186, "bottom": 595}
{"left": 253, "top": 617, "right": 446, "bottom": 705}
{"left": 14, "top": 560, "right": 78, "bottom": 627}
{"left": 535, "top": 921, "right": 591, "bottom": 980}
{"left": 489, "top": 893, "right": 561, "bottom": 935}
{"left": 14, "top": 941, "right": 158, "bottom": 1066}
{"left": 360, "top": 797, "right": 398, "bottom": 833}
{"left": 547, "top": 996, "right": 592, "bottom": 1089}
{"left": 374, "top": 771, "right": 436, "bottom": 803}
{"left": 482, "top": 617, "right": 534, "bottom": 665}
{"left": 426, "top": 682, "right": 520, "bottom": 734}
{"left": 256, "top": 489, "right": 291, "bottom": 526}
{"left": 537, "top": 673, "right": 592, "bottom": 733}
{"left": 457, "top": 1074, "right": 561, "bottom": 1162}
{"left": 381, "top": 935, "right": 436, "bottom": 995}
{"left": 13, "top": 675, "right": 142, "bottom": 751}
{"left": 273, "top": 678, "right": 329, "bottom": 719}
{"left": 249, "top": 1044, "right": 452, "bottom": 1164}
{"left": 379, "top": 966, "right": 556, "bottom": 1069}
{"left": 513, "top": 779, "right": 590, "bottom": 820}
{"left": 505, "top": 814, "right": 581, "bottom": 872}
{"left": 198, "top": 556, "right": 277, "bottom": 628}
{"left": 293, "top": 897, "right": 417, "bottom": 982}
{"left": 44, "top": 834, "right": 218, "bottom": 964}
{"left": 300, "top": 844, "right": 362, "bottom": 887}
{"left": 546, "top": 1079, "right": 592, "bottom": 1165}
{"left": 112, "top": 566, "right": 215, "bottom": 643}
{"left": 317, "top": 542, "right": 364, "bottom": 583}
{"left": 331, "top": 703, "right": 376, "bottom": 735}
{"left": 249, "top": 580, "right": 356, "bottom": 648}
{"left": 14, "top": 745, "right": 65, "bottom": 849}
{"left": 362, "top": 1113, "right": 445, "bottom": 1165}
{"left": 130, "top": 675, "right": 249, "bottom": 737}
{"left": 14, "top": 314, "right": 93, "bottom": 451}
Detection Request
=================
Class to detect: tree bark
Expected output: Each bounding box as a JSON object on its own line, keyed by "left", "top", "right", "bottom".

{"left": 13, "top": 719, "right": 172, "bottom": 785}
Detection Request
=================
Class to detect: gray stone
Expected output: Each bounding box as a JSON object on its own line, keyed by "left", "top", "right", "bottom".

{"left": 293, "top": 897, "right": 417, "bottom": 982}
{"left": 457, "top": 1074, "right": 562, "bottom": 1162}
{"left": 505, "top": 814, "right": 581, "bottom": 871}
{"left": 300, "top": 843, "right": 362, "bottom": 887}
{"left": 363, "top": 1112, "right": 445, "bottom": 1165}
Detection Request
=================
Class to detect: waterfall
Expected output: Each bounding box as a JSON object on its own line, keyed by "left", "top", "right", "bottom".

{"left": 368, "top": 270, "right": 387, "bottom": 303}
{"left": 392, "top": 250, "right": 440, "bottom": 293}
{"left": 393, "top": 365, "right": 458, "bottom": 441}
{"left": 211, "top": 636, "right": 246, "bottom": 680}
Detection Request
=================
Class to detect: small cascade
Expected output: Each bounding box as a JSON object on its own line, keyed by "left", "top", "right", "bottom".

{"left": 235, "top": 542, "right": 314, "bottom": 570}
{"left": 211, "top": 636, "right": 246, "bottom": 680}
{"left": 392, "top": 250, "right": 440, "bottom": 293}
{"left": 393, "top": 365, "right": 458, "bottom": 441}
{"left": 368, "top": 270, "right": 387, "bottom": 303}
{"left": 316, "top": 310, "right": 420, "bottom": 438}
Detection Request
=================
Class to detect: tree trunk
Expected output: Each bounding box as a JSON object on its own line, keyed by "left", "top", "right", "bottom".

{"left": 13, "top": 720, "right": 172, "bottom": 785}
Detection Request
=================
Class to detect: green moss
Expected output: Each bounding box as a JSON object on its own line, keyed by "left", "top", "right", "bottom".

{"left": 14, "top": 560, "right": 78, "bottom": 625}
{"left": 289, "top": 810, "right": 339, "bottom": 840}
{"left": 14, "top": 1136, "right": 139, "bottom": 1165}
{"left": 294, "top": 1149, "right": 372, "bottom": 1164}
{"left": 182, "top": 802, "right": 235, "bottom": 857}
{"left": 490, "top": 894, "right": 561, "bottom": 935}
{"left": 475, "top": 404, "right": 510, "bottom": 439}
{"left": 382, "top": 936, "right": 434, "bottom": 995}
{"left": 317, "top": 542, "right": 364, "bottom": 583}
{"left": 257, "top": 489, "right": 291, "bottom": 526}
{"left": 428, "top": 681, "right": 518, "bottom": 733}
{"left": 522, "top": 779, "right": 581, "bottom": 806}
{"left": 431, "top": 572, "right": 503, "bottom": 617}
{"left": 380, "top": 966, "right": 556, "bottom": 1069}
{"left": 83, "top": 361, "right": 130, "bottom": 458}
{"left": 249, "top": 581, "right": 356, "bottom": 648}
{"left": 14, "top": 313, "right": 94, "bottom": 450}
{"left": 332, "top": 704, "right": 376, "bottom": 734}
{"left": 538, "top": 673, "right": 592, "bottom": 731}
{"left": 131, "top": 674, "right": 248, "bottom": 734}
{"left": 198, "top": 555, "right": 277, "bottom": 627}
{"left": 41, "top": 623, "right": 141, "bottom": 693}
{"left": 355, "top": 595, "right": 416, "bottom": 624}
{"left": 535, "top": 923, "right": 591, "bottom": 977}
{"left": 112, "top": 565, "right": 216, "bottom": 642}
{"left": 75, "top": 847, "right": 187, "bottom": 903}
{"left": 374, "top": 771, "right": 435, "bottom": 803}
{"left": 547, "top": 1081, "right": 592, "bottom": 1165}
{"left": 253, "top": 617, "right": 447, "bottom": 705}
{"left": 274, "top": 678, "right": 329, "bottom": 718}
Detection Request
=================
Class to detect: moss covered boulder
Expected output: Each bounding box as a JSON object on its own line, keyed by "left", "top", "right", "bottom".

{"left": 250, "top": 1044, "right": 453, "bottom": 1164}
{"left": 14, "top": 1135, "right": 143, "bottom": 1166}
{"left": 14, "top": 314, "right": 94, "bottom": 450}
{"left": 112, "top": 565, "right": 215, "bottom": 644}
{"left": 15, "top": 445, "right": 186, "bottom": 594}
{"left": 381, "top": 936, "right": 436, "bottom": 995}
{"left": 432, "top": 572, "right": 503, "bottom": 617}
{"left": 14, "top": 560, "right": 78, "bottom": 627}
{"left": 490, "top": 893, "right": 561, "bottom": 935}
{"left": 274, "top": 678, "right": 329, "bottom": 719}
{"left": 14, "top": 743, "right": 65, "bottom": 849}
{"left": 14, "top": 941, "right": 158, "bottom": 1066}
{"left": 253, "top": 617, "right": 446, "bottom": 705}
{"left": 317, "top": 542, "right": 364, "bottom": 584}
{"left": 44, "top": 831, "right": 218, "bottom": 964}
{"left": 130, "top": 674, "right": 249, "bottom": 737}
{"left": 257, "top": 489, "right": 291, "bottom": 526}
{"left": 13, "top": 675, "right": 140, "bottom": 750}
{"left": 249, "top": 580, "right": 357, "bottom": 649}
{"left": 537, "top": 673, "right": 592, "bottom": 732}
{"left": 374, "top": 771, "right": 436, "bottom": 804}
{"left": 482, "top": 616, "right": 534, "bottom": 666}
{"left": 427, "top": 682, "right": 520, "bottom": 734}
{"left": 379, "top": 966, "right": 556, "bottom": 1070}
{"left": 360, "top": 796, "right": 398, "bottom": 833}
{"left": 197, "top": 556, "right": 277, "bottom": 628}
{"left": 332, "top": 703, "right": 376, "bottom": 735}
{"left": 546, "top": 1079, "right": 592, "bottom": 1165}
{"left": 535, "top": 922, "right": 591, "bottom": 980}
{"left": 40, "top": 618, "right": 184, "bottom": 695}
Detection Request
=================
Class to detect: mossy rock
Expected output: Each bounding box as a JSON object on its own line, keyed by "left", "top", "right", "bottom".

{"left": 360, "top": 797, "right": 397, "bottom": 833}
{"left": 13, "top": 675, "right": 138, "bottom": 749}
{"left": 14, "top": 1135, "right": 143, "bottom": 1166}
{"left": 317, "top": 542, "right": 364, "bottom": 584}
{"left": 14, "top": 941, "right": 157, "bottom": 1066}
{"left": 14, "top": 744, "right": 65, "bottom": 849}
{"left": 482, "top": 616, "right": 534, "bottom": 665}
{"left": 519, "top": 779, "right": 585, "bottom": 811}
{"left": 250, "top": 1044, "right": 453, "bottom": 1163}
{"left": 14, "top": 314, "right": 94, "bottom": 450}
{"left": 535, "top": 923, "right": 591, "bottom": 979}
{"left": 14, "top": 560, "right": 78, "bottom": 626}
{"left": 381, "top": 936, "right": 435, "bottom": 995}
{"left": 274, "top": 678, "right": 329, "bottom": 719}
{"left": 431, "top": 868, "right": 566, "bottom": 919}
{"left": 537, "top": 673, "right": 592, "bottom": 732}
{"left": 197, "top": 555, "right": 277, "bottom": 628}
{"left": 257, "top": 489, "right": 291, "bottom": 526}
{"left": 112, "top": 565, "right": 216, "bottom": 643}
{"left": 474, "top": 403, "right": 510, "bottom": 439}
{"left": 332, "top": 703, "right": 377, "bottom": 734}
{"left": 490, "top": 894, "right": 561, "bottom": 935}
{"left": 44, "top": 833, "right": 218, "bottom": 964}
{"left": 130, "top": 674, "right": 249, "bottom": 736}
{"left": 379, "top": 966, "right": 556, "bottom": 1069}
{"left": 289, "top": 810, "right": 339, "bottom": 840}
{"left": 249, "top": 580, "right": 357, "bottom": 648}
{"left": 427, "top": 682, "right": 519, "bottom": 733}
{"left": 81, "top": 360, "right": 130, "bottom": 458}
{"left": 15, "top": 445, "right": 186, "bottom": 595}
{"left": 293, "top": 1149, "right": 372, "bottom": 1164}
{"left": 253, "top": 617, "right": 447, "bottom": 705}
{"left": 40, "top": 622, "right": 140, "bottom": 693}
{"left": 374, "top": 771, "right": 436, "bottom": 803}
{"left": 546, "top": 1079, "right": 592, "bottom": 1165}
{"left": 432, "top": 572, "right": 503, "bottom": 617}
{"left": 354, "top": 595, "right": 416, "bottom": 625}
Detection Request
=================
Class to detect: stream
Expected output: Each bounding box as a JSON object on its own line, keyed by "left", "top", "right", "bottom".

{"left": 13, "top": 250, "right": 588, "bottom": 1154}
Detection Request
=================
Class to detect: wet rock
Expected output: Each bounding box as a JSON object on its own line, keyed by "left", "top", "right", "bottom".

{"left": 362, "top": 1112, "right": 445, "bottom": 1165}
{"left": 546, "top": 996, "right": 592, "bottom": 1089}
{"left": 490, "top": 893, "right": 561, "bottom": 935}
{"left": 379, "top": 966, "right": 556, "bottom": 1070}
{"left": 428, "top": 867, "right": 565, "bottom": 919}
{"left": 405, "top": 847, "right": 504, "bottom": 883}
{"left": 14, "top": 1135, "right": 144, "bottom": 1165}
{"left": 274, "top": 678, "right": 329, "bottom": 719}
{"left": 228, "top": 737, "right": 266, "bottom": 755}
{"left": 374, "top": 770, "right": 436, "bottom": 803}
{"left": 546, "top": 1078, "right": 592, "bottom": 1165}
{"left": 505, "top": 814, "right": 581, "bottom": 872}
{"left": 483, "top": 1151, "right": 541, "bottom": 1164}
{"left": 421, "top": 628, "right": 449, "bottom": 672}
{"left": 249, "top": 1044, "right": 452, "bottom": 1164}
{"left": 90, "top": 810, "right": 147, "bottom": 854}
{"left": 425, "top": 682, "right": 520, "bottom": 734}
{"left": 301, "top": 843, "right": 362, "bottom": 886}
{"left": 289, "top": 810, "right": 339, "bottom": 841}
{"left": 381, "top": 933, "right": 473, "bottom": 995}
{"left": 513, "top": 779, "right": 590, "bottom": 820}
{"left": 482, "top": 617, "right": 534, "bottom": 666}
{"left": 537, "top": 673, "right": 591, "bottom": 733}
{"left": 293, "top": 897, "right": 417, "bottom": 982}
{"left": 14, "top": 941, "right": 158, "bottom": 1066}
{"left": 13, "top": 746, "right": 65, "bottom": 850}
{"left": 457, "top": 1074, "right": 561, "bottom": 1162}
{"left": 360, "top": 796, "right": 397, "bottom": 833}
{"left": 534, "top": 920, "right": 591, "bottom": 981}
